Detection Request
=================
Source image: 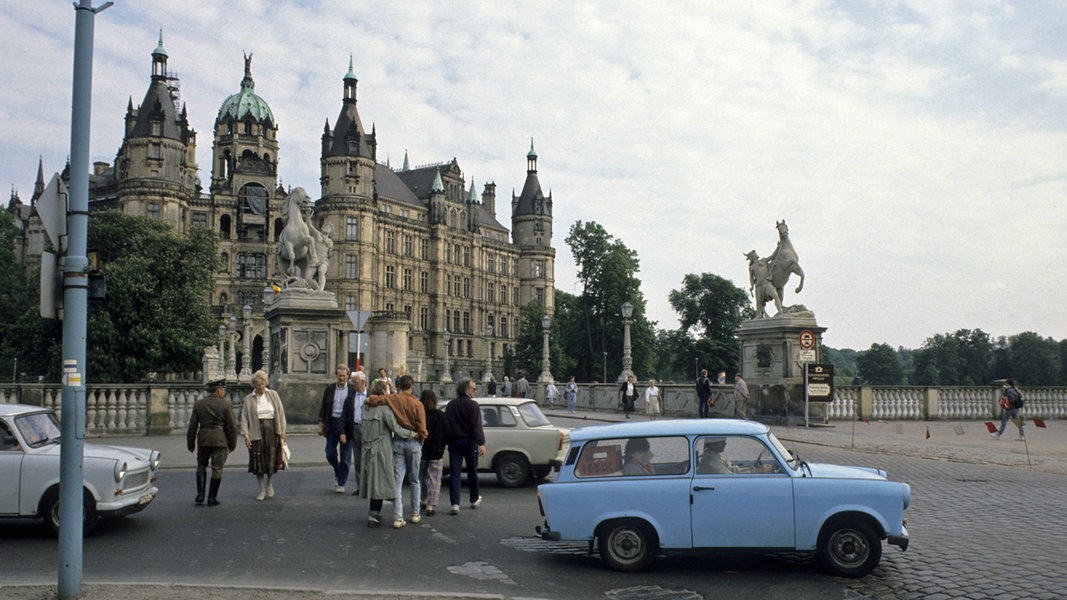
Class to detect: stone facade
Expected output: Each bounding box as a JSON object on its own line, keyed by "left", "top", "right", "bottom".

{"left": 7, "top": 35, "right": 555, "bottom": 383}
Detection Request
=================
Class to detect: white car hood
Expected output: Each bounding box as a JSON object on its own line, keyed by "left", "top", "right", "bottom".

{"left": 805, "top": 462, "right": 887, "bottom": 480}
{"left": 36, "top": 442, "right": 152, "bottom": 467}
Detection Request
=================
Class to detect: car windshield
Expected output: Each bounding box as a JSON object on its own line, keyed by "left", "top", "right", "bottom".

{"left": 15, "top": 412, "right": 62, "bottom": 448}
{"left": 766, "top": 432, "right": 798, "bottom": 471}
{"left": 516, "top": 402, "right": 551, "bottom": 427}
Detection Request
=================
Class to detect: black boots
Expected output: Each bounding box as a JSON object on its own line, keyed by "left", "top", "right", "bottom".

{"left": 194, "top": 471, "right": 207, "bottom": 505}
{"left": 207, "top": 478, "right": 221, "bottom": 506}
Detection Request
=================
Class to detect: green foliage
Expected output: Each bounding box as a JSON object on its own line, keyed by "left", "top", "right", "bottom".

{"left": 1004, "top": 331, "right": 1062, "bottom": 386}
{"left": 0, "top": 211, "right": 32, "bottom": 380}
{"left": 668, "top": 273, "right": 753, "bottom": 339}
{"left": 856, "top": 343, "right": 907, "bottom": 385}
{"left": 912, "top": 329, "right": 994, "bottom": 385}
{"left": 822, "top": 346, "right": 858, "bottom": 386}
{"left": 564, "top": 221, "right": 654, "bottom": 381}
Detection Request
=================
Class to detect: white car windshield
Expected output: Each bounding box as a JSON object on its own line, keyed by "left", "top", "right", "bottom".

{"left": 516, "top": 402, "right": 551, "bottom": 427}
{"left": 15, "top": 412, "right": 62, "bottom": 448}
{"left": 767, "top": 432, "right": 799, "bottom": 471}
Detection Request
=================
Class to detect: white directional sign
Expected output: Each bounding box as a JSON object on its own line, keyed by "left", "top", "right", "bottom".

{"left": 36, "top": 173, "right": 68, "bottom": 250}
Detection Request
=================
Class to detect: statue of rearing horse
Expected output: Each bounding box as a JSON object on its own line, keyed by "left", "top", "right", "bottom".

{"left": 767, "top": 219, "right": 804, "bottom": 305}
{"left": 276, "top": 187, "right": 319, "bottom": 287}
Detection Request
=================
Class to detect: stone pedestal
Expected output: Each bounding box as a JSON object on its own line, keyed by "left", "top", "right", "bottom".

{"left": 264, "top": 290, "right": 350, "bottom": 424}
{"left": 366, "top": 312, "right": 410, "bottom": 380}
{"left": 735, "top": 311, "right": 827, "bottom": 423}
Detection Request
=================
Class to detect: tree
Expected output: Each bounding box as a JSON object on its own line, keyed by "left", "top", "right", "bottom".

{"left": 856, "top": 343, "right": 906, "bottom": 385}
{"left": 564, "top": 221, "right": 654, "bottom": 381}
{"left": 823, "top": 346, "right": 859, "bottom": 385}
{"left": 0, "top": 211, "right": 37, "bottom": 380}
{"left": 1006, "top": 331, "right": 1062, "bottom": 386}
{"left": 912, "top": 329, "right": 994, "bottom": 385}
{"left": 668, "top": 273, "right": 753, "bottom": 339}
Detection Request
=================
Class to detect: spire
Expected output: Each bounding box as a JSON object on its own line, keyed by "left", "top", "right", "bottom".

{"left": 343, "top": 55, "right": 358, "bottom": 103}
{"left": 431, "top": 169, "right": 444, "bottom": 193}
{"left": 402, "top": 150, "right": 410, "bottom": 171}
{"left": 527, "top": 137, "right": 538, "bottom": 173}
{"left": 467, "top": 179, "right": 478, "bottom": 204}
{"left": 151, "top": 29, "right": 168, "bottom": 79}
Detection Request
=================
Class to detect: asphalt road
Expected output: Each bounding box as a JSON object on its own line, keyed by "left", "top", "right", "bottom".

{"left": 3, "top": 413, "right": 1066, "bottom": 599}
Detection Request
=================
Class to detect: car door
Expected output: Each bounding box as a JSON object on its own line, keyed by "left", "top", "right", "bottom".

{"left": 0, "top": 421, "right": 24, "bottom": 514}
{"left": 690, "top": 435, "right": 795, "bottom": 548}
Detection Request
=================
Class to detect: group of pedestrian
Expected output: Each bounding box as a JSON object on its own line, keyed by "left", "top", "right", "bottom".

{"left": 186, "top": 366, "right": 486, "bottom": 527}
{"left": 617, "top": 375, "right": 662, "bottom": 419}
{"left": 488, "top": 374, "right": 531, "bottom": 398}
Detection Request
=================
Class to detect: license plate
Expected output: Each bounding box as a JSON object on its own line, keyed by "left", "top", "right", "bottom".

{"left": 139, "top": 491, "right": 155, "bottom": 505}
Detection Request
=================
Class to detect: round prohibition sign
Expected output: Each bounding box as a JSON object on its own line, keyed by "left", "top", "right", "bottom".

{"left": 799, "top": 329, "right": 815, "bottom": 349}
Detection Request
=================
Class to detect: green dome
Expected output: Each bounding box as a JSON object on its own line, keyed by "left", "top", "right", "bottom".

{"left": 217, "top": 54, "right": 275, "bottom": 126}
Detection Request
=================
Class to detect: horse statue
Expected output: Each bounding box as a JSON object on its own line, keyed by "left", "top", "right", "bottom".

{"left": 745, "top": 250, "right": 782, "bottom": 319}
{"left": 276, "top": 187, "right": 320, "bottom": 288}
{"left": 767, "top": 220, "right": 804, "bottom": 304}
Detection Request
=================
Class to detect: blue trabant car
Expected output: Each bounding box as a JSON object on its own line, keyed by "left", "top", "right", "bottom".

{"left": 536, "top": 419, "right": 909, "bottom": 577}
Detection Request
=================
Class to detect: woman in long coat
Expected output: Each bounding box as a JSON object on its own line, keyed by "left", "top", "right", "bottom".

{"left": 360, "top": 379, "right": 414, "bottom": 527}
{"left": 240, "top": 370, "right": 287, "bottom": 501}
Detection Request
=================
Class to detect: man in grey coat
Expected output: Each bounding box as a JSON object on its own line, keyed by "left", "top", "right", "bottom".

{"left": 187, "top": 379, "right": 238, "bottom": 506}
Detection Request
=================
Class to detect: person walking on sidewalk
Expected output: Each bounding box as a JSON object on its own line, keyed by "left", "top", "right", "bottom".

{"left": 241, "top": 370, "right": 287, "bottom": 502}
{"left": 419, "top": 390, "right": 445, "bottom": 517}
{"left": 545, "top": 380, "right": 559, "bottom": 408}
{"left": 695, "top": 369, "right": 713, "bottom": 419}
{"left": 347, "top": 370, "right": 368, "bottom": 495}
{"left": 318, "top": 364, "right": 356, "bottom": 494}
{"left": 619, "top": 375, "right": 638, "bottom": 419}
{"left": 187, "top": 379, "right": 238, "bottom": 506}
{"left": 734, "top": 374, "right": 750, "bottom": 420}
{"left": 992, "top": 379, "right": 1025, "bottom": 440}
{"left": 643, "top": 379, "right": 662, "bottom": 420}
{"left": 565, "top": 376, "right": 578, "bottom": 413}
{"left": 515, "top": 374, "right": 530, "bottom": 398}
{"left": 445, "top": 378, "right": 486, "bottom": 515}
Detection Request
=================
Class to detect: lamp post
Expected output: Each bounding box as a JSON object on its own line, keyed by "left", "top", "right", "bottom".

{"left": 227, "top": 315, "right": 238, "bottom": 381}
{"left": 618, "top": 301, "right": 634, "bottom": 382}
{"left": 442, "top": 330, "right": 452, "bottom": 384}
{"left": 218, "top": 324, "right": 227, "bottom": 381}
{"left": 602, "top": 351, "right": 607, "bottom": 384}
{"left": 483, "top": 324, "right": 494, "bottom": 382}
{"left": 538, "top": 313, "right": 553, "bottom": 383}
{"left": 240, "top": 304, "right": 253, "bottom": 381}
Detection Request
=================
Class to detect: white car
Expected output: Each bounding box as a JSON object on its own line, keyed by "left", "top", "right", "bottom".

{"left": 441, "top": 397, "right": 570, "bottom": 487}
{"left": 0, "top": 403, "right": 160, "bottom": 535}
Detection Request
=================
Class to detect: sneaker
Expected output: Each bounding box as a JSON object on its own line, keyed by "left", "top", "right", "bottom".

{"left": 336, "top": 485, "right": 345, "bottom": 494}
{"left": 449, "top": 504, "right": 460, "bottom": 515}
{"left": 425, "top": 507, "right": 436, "bottom": 516}
{"left": 410, "top": 513, "right": 422, "bottom": 524}
{"left": 990, "top": 433, "right": 1000, "bottom": 439}
{"left": 393, "top": 517, "right": 406, "bottom": 529}
{"left": 256, "top": 491, "right": 265, "bottom": 501}
{"left": 1016, "top": 437, "right": 1026, "bottom": 441}
{"left": 367, "top": 514, "right": 381, "bottom": 528}
{"left": 471, "top": 496, "right": 482, "bottom": 509}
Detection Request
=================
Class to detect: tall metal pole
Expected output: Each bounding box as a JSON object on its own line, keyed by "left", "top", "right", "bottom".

{"left": 60, "top": 2, "right": 112, "bottom": 597}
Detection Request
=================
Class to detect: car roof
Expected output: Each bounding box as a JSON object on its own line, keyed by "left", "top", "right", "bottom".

{"left": 567, "top": 418, "right": 769, "bottom": 442}
{"left": 0, "top": 403, "right": 52, "bottom": 418}
{"left": 439, "top": 396, "right": 534, "bottom": 407}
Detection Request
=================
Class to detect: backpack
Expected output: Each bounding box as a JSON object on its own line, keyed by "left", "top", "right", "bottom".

{"left": 1013, "top": 389, "right": 1024, "bottom": 408}
{"left": 1005, "top": 387, "right": 1023, "bottom": 409}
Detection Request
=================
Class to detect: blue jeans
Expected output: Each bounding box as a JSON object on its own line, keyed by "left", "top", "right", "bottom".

{"left": 998, "top": 407, "right": 1025, "bottom": 437}
{"left": 393, "top": 437, "right": 422, "bottom": 520}
{"left": 566, "top": 392, "right": 576, "bottom": 412}
{"left": 324, "top": 419, "right": 351, "bottom": 486}
{"left": 448, "top": 439, "right": 480, "bottom": 507}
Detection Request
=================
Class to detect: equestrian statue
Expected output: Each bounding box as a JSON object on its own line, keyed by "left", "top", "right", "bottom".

{"left": 745, "top": 220, "right": 805, "bottom": 318}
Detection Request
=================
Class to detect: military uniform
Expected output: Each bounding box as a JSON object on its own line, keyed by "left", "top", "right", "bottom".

{"left": 187, "top": 380, "right": 238, "bottom": 506}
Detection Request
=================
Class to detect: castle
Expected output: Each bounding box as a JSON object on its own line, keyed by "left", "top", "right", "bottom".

{"left": 8, "top": 34, "right": 556, "bottom": 382}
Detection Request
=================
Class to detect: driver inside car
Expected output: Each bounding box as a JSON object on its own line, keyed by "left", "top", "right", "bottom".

{"left": 697, "top": 437, "right": 774, "bottom": 474}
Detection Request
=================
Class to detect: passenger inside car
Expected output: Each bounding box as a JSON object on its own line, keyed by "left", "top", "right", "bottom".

{"left": 622, "top": 437, "right": 655, "bottom": 476}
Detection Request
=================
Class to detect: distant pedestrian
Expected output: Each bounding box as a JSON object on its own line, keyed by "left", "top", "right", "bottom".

{"left": 241, "top": 370, "right": 287, "bottom": 502}
{"left": 717, "top": 370, "right": 726, "bottom": 385}
{"left": 487, "top": 378, "right": 497, "bottom": 397}
{"left": 318, "top": 364, "right": 356, "bottom": 494}
{"left": 992, "top": 379, "right": 1025, "bottom": 440}
{"left": 619, "top": 375, "right": 638, "bottom": 419}
{"left": 643, "top": 379, "right": 662, "bottom": 420}
{"left": 419, "top": 390, "right": 445, "bottom": 516}
{"left": 733, "top": 374, "right": 750, "bottom": 420}
{"left": 445, "top": 379, "right": 485, "bottom": 515}
{"left": 502, "top": 376, "right": 512, "bottom": 399}
{"left": 347, "top": 370, "right": 368, "bottom": 495}
{"left": 361, "top": 380, "right": 415, "bottom": 527}
{"left": 374, "top": 368, "right": 395, "bottom": 395}
{"left": 516, "top": 375, "right": 529, "bottom": 398}
{"left": 187, "top": 379, "right": 238, "bottom": 506}
{"left": 545, "top": 380, "right": 559, "bottom": 408}
{"left": 565, "top": 376, "right": 578, "bottom": 413}
{"left": 695, "top": 369, "right": 714, "bottom": 419}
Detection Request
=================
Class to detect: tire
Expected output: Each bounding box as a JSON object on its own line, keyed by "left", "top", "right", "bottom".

{"left": 494, "top": 452, "right": 530, "bottom": 488}
{"left": 533, "top": 466, "right": 552, "bottom": 481}
{"left": 817, "top": 518, "right": 881, "bottom": 578}
{"left": 598, "top": 520, "right": 658, "bottom": 572}
{"left": 42, "top": 489, "right": 98, "bottom": 537}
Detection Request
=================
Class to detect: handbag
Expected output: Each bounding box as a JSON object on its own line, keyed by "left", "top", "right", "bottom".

{"left": 999, "top": 395, "right": 1011, "bottom": 410}
{"left": 280, "top": 440, "right": 291, "bottom": 469}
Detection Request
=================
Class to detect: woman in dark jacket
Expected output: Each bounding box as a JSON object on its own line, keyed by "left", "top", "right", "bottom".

{"left": 418, "top": 390, "right": 446, "bottom": 516}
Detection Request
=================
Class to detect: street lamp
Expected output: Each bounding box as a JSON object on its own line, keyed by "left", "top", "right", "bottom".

{"left": 239, "top": 304, "right": 253, "bottom": 381}
{"left": 442, "top": 330, "right": 453, "bottom": 384}
{"left": 218, "top": 324, "right": 227, "bottom": 381}
{"left": 483, "top": 324, "right": 494, "bottom": 383}
{"left": 227, "top": 315, "right": 238, "bottom": 381}
{"left": 538, "top": 313, "right": 553, "bottom": 383}
{"left": 619, "top": 301, "right": 634, "bottom": 382}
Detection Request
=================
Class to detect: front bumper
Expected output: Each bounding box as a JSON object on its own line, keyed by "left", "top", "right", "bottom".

{"left": 97, "top": 486, "right": 158, "bottom": 519}
{"left": 887, "top": 525, "right": 909, "bottom": 551}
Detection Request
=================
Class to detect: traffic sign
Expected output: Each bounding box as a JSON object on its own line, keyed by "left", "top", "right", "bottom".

{"left": 799, "top": 329, "right": 815, "bottom": 349}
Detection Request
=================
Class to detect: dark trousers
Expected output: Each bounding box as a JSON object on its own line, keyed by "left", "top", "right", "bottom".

{"left": 324, "top": 419, "right": 351, "bottom": 486}
{"left": 196, "top": 445, "right": 229, "bottom": 479}
{"left": 348, "top": 425, "right": 363, "bottom": 490}
{"left": 448, "top": 439, "right": 480, "bottom": 507}
{"left": 698, "top": 395, "right": 710, "bottom": 419}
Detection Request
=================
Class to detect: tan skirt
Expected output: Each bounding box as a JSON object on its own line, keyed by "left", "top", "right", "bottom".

{"left": 248, "top": 418, "right": 281, "bottom": 475}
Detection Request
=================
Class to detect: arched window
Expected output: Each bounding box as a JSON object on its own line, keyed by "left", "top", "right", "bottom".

{"left": 219, "top": 214, "right": 232, "bottom": 239}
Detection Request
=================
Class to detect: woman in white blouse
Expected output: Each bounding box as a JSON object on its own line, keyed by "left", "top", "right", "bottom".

{"left": 241, "top": 370, "right": 287, "bottom": 501}
{"left": 643, "top": 379, "right": 662, "bottom": 421}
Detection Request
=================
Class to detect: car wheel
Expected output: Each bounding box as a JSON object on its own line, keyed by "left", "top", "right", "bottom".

{"left": 42, "top": 489, "right": 98, "bottom": 537}
{"left": 817, "top": 518, "right": 881, "bottom": 578}
{"left": 533, "top": 466, "right": 552, "bottom": 481}
{"left": 494, "top": 452, "right": 530, "bottom": 487}
{"left": 598, "top": 520, "right": 658, "bottom": 572}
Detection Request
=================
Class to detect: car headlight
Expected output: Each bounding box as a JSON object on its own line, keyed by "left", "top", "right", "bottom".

{"left": 149, "top": 451, "right": 161, "bottom": 471}
{"left": 114, "top": 460, "right": 128, "bottom": 483}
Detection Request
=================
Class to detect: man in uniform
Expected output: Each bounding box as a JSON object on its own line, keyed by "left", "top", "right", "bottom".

{"left": 187, "top": 379, "right": 238, "bottom": 506}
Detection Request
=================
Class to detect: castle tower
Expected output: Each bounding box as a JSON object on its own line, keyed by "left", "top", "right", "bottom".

{"left": 511, "top": 140, "right": 555, "bottom": 314}
{"left": 112, "top": 31, "right": 198, "bottom": 230}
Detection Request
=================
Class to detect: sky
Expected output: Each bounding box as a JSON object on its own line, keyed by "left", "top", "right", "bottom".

{"left": 2, "top": 1, "right": 1066, "bottom": 351}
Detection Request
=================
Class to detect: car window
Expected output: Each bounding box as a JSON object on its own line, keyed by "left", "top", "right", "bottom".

{"left": 515, "top": 402, "right": 551, "bottom": 427}
{"left": 15, "top": 412, "right": 61, "bottom": 448}
{"left": 696, "top": 435, "right": 781, "bottom": 475}
{"left": 481, "top": 406, "right": 516, "bottom": 428}
{"left": 575, "top": 436, "right": 690, "bottom": 478}
{"left": 0, "top": 421, "right": 19, "bottom": 451}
